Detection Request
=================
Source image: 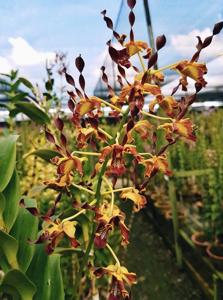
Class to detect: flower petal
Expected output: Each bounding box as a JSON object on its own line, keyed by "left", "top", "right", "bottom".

{"left": 62, "top": 220, "right": 76, "bottom": 238}
{"left": 125, "top": 40, "right": 148, "bottom": 56}
{"left": 121, "top": 189, "right": 147, "bottom": 212}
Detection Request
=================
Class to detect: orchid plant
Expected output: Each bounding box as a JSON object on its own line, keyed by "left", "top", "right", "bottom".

{"left": 21, "top": 1, "right": 223, "bottom": 299}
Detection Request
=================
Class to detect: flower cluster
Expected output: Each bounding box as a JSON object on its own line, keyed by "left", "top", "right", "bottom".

{"left": 22, "top": 1, "right": 223, "bottom": 298}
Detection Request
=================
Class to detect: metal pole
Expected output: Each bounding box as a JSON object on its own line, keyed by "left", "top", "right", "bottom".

{"left": 143, "top": 0, "right": 158, "bottom": 69}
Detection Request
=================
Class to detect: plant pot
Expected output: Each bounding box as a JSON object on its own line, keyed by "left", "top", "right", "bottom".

{"left": 206, "top": 244, "right": 223, "bottom": 271}
{"left": 164, "top": 209, "right": 187, "bottom": 222}
{"left": 191, "top": 232, "right": 210, "bottom": 255}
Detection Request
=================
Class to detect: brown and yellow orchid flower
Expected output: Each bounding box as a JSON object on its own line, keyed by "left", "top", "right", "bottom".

{"left": 45, "top": 121, "right": 86, "bottom": 189}
{"left": 121, "top": 188, "right": 147, "bottom": 212}
{"left": 32, "top": 219, "right": 79, "bottom": 254}
{"left": 110, "top": 94, "right": 126, "bottom": 108}
{"left": 98, "top": 144, "right": 143, "bottom": 177}
{"left": 110, "top": 95, "right": 120, "bottom": 105}
{"left": 126, "top": 119, "right": 153, "bottom": 143}
{"left": 108, "top": 43, "right": 132, "bottom": 68}
{"left": 158, "top": 118, "right": 196, "bottom": 142}
{"left": 94, "top": 264, "right": 137, "bottom": 300}
{"left": 172, "top": 60, "right": 207, "bottom": 89}
{"left": 120, "top": 80, "right": 161, "bottom": 115}
{"left": 174, "top": 119, "right": 196, "bottom": 141}
{"left": 150, "top": 69, "right": 165, "bottom": 84}
{"left": 76, "top": 126, "right": 108, "bottom": 148}
{"left": 124, "top": 40, "right": 148, "bottom": 56}
{"left": 108, "top": 95, "right": 125, "bottom": 118}
{"left": 135, "top": 69, "right": 164, "bottom": 85}
{"left": 120, "top": 80, "right": 161, "bottom": 104}
{"left": 94, "top": 201, "right": 129, "bottom": 248}
{"left": 75, "top": 96, "right": 102, "bottom": 116}
{"left": 45, "top": 155, "right": 85, "bottom": 189}
{"left": 54, "top": 155, "right": 84, "bottom": 175}
{"left": 71, "top": 96, "right": 102, "bottom": 126}
{"left": 44, "top": 173, "right": 73, "bottom": 190}
{"left": 142, "top": 154, "right": 172, "bottom": 178}
{"left": 101, "top": 144, "right": 126, "bottom": 176}
{"left": 138, "top": 82, "right": 161, "bottom": 96}
{"left": 149, "top": 95, "right": 179, "bottom": 117}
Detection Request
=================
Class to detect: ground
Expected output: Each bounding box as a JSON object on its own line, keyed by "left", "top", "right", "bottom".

{"left": 124, "top": 211, "right": 203, "bottom": 300}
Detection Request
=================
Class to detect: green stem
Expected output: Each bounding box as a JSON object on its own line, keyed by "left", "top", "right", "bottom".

{"left": 71, "top": 183, "right": 95, "bottom": 195}
{"left": 137, "top": 52, "right": 146, "bottom": 72}
{"left": 106, "top": 243, "right": 120, "bottom": 266}
{"left": 99, "top": 98, "right": 122, "bottom": 113}
{"left": 98, "top": 127, "right": 113, "bottom": 139}
{"left": 74, "top": 107, "right": 130, "bottom": 299}
{"left": 141, "top": 110, "right": 174, "bottom": 121}
{"left": 71, "top": 150, "right": 100, "bottom": 157}
{"left": 151, "top": 62, "right": 179, "bottom": 74}
{"left": 62, "top": 200, "right": 96, "bottom": 223}
{"left": 103, "top": 176, "right": 114, "bottom": 216}
{"left": 102, "top": 186, "right": 133, "bottom": 195}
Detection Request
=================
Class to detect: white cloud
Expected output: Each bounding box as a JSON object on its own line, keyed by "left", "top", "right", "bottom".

{"left": 206, "top": 55, "right": 223, "bottom": 75}
{"left": 171, "top": 28, "right": 223, "bottom": 60}
{"left": 8, "top": 37, "right": 55, "bottom": 66}
{"left": 0, "top": 37, "right": 55, "bottom": 83}
{"left": 0, "top": 56, "right": 11, "bottom": 73}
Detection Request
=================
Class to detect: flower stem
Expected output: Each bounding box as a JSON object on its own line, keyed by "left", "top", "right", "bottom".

{"left": 141, "top": 110, "right": 174, "bottom": 121}
{"left": 62, "top": 200, "right": 96, "bottom": 223}
{"left": 71, "top": 183, "right": 95, "bottom": 195}
{"left": 106, "top": 243, "right": 121, "bottom": 267}
{"left": 99, "top": 98, "right": 122, "bottom": 113}
{"left": 103, "top": 176, "right": 114, "bottom": 215}
{"left": 115, "top": 132, "right": 120, "bottom": 144}
{"left": 71, "top": 151, "right": 100, "bottom": 156}
{"left": 137, "top": 52, "right": 146, "bottom": 72}
{"left": 98, "top": 127, "right": 113, "bottom": 139}
{"left": 139, "top": 152, "right": 154, "bottom": 157}
{"left": 151, "top": 62, "right": 179, "bottom": 74}
{"left": 102, "top": 186, "right": 133, "bottom": 195}
{"left": 73, "top": 107, "right": 130, "bottom": 299}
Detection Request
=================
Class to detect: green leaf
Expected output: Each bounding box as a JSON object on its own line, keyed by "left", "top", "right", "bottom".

{"left": 11, "top": 70, "right": 19, "bottom": 81}
{"left": 0, "top": 193, "right": 6, "bottom": 229}
{"left": 46, "top": 254, "right": 64, "bottom": 300}
{"left": 76, "top": 214, "right": 90, "bottom": 247}
{"left": 45, "top": 79, "right": 54, "bottom": 91}
{"left": 11, "top": 78, "right": 21, "bottom": 91}
{"left": 15, "top": 102, "right": 50, "bottom": 124}
{"left": 0, "top": 78, "right": 10, "bottom": 85}
{"left": 18, "top": 77, "right": 34, "bottom": 90}
{"left": 0, "top": 103, "right": 8, "bottom": 109}
{"left": 54, "top": 247, "right": 83, "bottom": 255}
{"left": 0, "top": 269, "right": 36, "bottom": 300}
{"left": 0, "top": 284, "right": 20, "bottom": 299}
{"left": 25, "top": 149, "right": 61, "bottom": 162}
{"left": 10, "top": 206, "right": 38, "bottom": 272}
{"left": 3, "top": 170, "right": 20, "bottom": 231}
{"left": 0, "top": 135, "right": 18, "bottom": 192}
{"left": 10, "top": 92, "right": 28, "bottom": 102}
{"left": 0, "top": 230, "right": 19, "bottom": 270}
{"left": 9, "top": 107, "right": 20, "bottom": 118}
{"left": 27, "top": 245, "right": 64, "bottom": 300}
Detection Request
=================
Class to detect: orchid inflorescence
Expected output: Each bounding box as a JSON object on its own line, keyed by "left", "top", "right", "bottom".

{"left": 21, "top": 0, "right": 223, "bottom": 298}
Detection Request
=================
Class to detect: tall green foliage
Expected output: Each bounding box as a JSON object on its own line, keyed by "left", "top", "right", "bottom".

{"left": 0, "top": 135, "right": 64, "bottom": 299}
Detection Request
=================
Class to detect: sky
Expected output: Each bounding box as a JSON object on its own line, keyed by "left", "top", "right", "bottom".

{"left": 0, "top": 0, "right": 223, "bottom": 95}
